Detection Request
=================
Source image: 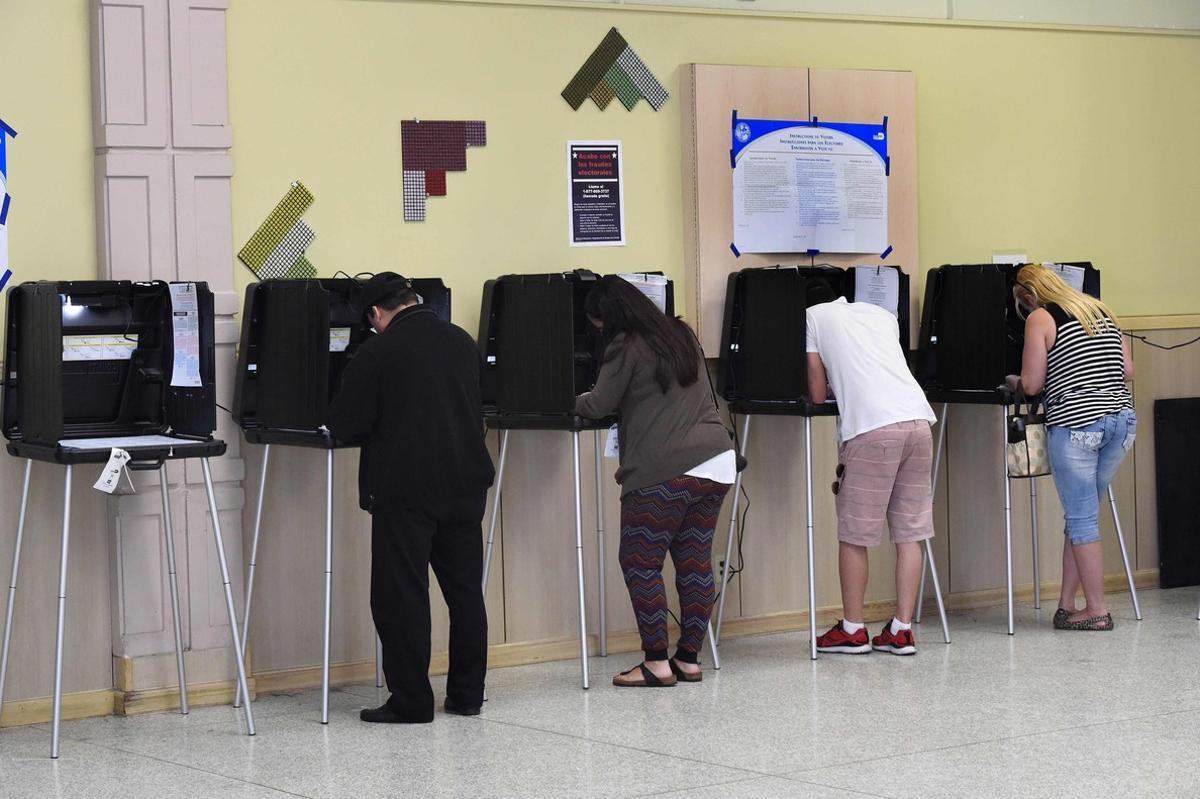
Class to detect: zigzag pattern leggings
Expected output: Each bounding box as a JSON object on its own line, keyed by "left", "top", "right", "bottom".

{"left": 619, "top": 475, "right": 731, "bottom": 661}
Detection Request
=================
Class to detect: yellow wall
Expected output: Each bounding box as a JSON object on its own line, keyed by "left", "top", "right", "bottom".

{"left": 226, "top": 0, "right": 1200, "bottom": 332}
{"left": 0, "top": 0, "right": 97, "bottom": 326}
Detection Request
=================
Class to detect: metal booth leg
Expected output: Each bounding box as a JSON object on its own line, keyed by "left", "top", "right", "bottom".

{"left": 321, "top": 449, "right": 334, "bottom": 724}
{"left": 571, "top": 432, "right": 590, "bottom": 690}
{"left": 1030, "top": 478, "right": 1041, "bottom": 610}
{"left": 714, "top": 415, "right": 751, "bottom": 646}
{"left": 1002, "top": 408, "right": 1015, "bottom": 636}
{"left": 50, "top": 465, "right": 73, "bottom": 759}
{"left": 924, "top": 538, "right": 951, "bottom": 644}
{"left": 916, "top": 403, "right": 948, "bottom": 624}
{"left": 200, "top": 458, "right": 256, "bottom": 735}
{"left": 235, "top": 444, "right": 270, "bottom": 709}
{"left": 375, "top": 633, "right": 384, "bottom": 704}
{"left": 158, "top": 465, "right": 189, "bottom": 715}
{"left": 1108, "top": 485, "right": 1142, "bottom": 621}
{"left": 481, "top": 431, "right": 509, "bottom": 595}
{"left": 593, "top": 429, "right": 607, "bottom": 658}
{"left": 805, "top": 418, "right": 817, "bottom": 661}
{"left": 0, "top": 459, "right": 33, "bottom": 722}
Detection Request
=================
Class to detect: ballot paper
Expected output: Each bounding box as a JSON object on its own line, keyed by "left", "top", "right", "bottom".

{"left": 93, "top": 448, "right": 132, "bottom": 494}
{"left": 1043, "top": 262, "right": 1086, "bottom": 293}
{"left": 60, "top": 434, "right": 190, "bottom": 450}
{"left": 62, "top": 334, "right": 137, "bottom": 362}
{"left": 604, "top": 423, "right": 620, "bottom": 458}
{"left": 168, "top": 282, "right": 202, "bottom": 387}
{"left": 617, "top": 273, "right": 669, "bottom": 313}
{"left": 853, "top": 266, "right": 900, "bottom": 316}
{"left": 330, "top": 327, "right": 351, "bottom": 352}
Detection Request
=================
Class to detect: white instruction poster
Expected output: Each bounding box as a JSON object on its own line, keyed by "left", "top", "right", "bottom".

{"left": 168, "top": 282, "right": 202, "bottom": 387}
{"left": 732, "top": 118, "right": 889, "bottom": 255}
{"left": 853, "top": 266, "right": 900, "bottom": 316}
{"left": 1044, "top": 262, "right": 1086, "bottom": 293}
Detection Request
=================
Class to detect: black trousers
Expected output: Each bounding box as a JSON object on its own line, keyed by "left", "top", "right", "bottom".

{"left": 371, "top": 491, "right": 488, "bottom": 720}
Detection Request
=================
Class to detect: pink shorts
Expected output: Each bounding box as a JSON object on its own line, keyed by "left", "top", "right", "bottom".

{"left": 836, "top": 421, "right": 935, "bottom": 547}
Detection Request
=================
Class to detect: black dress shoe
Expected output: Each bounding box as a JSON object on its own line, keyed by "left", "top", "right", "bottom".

{"left": 359, "top": 703, "right": 433, "bottom": 724}
{"left": 443, "top": 697, "right": 481, "bottom": 717}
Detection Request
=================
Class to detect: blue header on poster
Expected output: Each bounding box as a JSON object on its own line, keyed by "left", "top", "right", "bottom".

{"left": 731, "top": 116, "right": 888, "bottom": 166}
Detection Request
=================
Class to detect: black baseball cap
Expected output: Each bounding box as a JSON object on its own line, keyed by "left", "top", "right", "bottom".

{"left": 357, "top": 271, "right": 412, "bottom": 319}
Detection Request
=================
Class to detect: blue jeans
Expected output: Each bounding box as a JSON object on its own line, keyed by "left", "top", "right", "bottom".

{"left": 1046, "top": 409, "right": 1136, "bottom": 546}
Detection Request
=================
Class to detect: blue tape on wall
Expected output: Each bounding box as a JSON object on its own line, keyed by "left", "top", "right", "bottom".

{"left": 0, "top": 269, "right": 12, "bottom": 293}
{"left": 882, "top": 115, "right": 888, "bottom": 133}
{"left": 729, "top": 149, "right": 736, "bottom": 169}
{"left": 880, "top": 245, "right": 894, "bottom": 260}
{"left": 811, "top": 115, "right": 819, "bottom": 127}
{"left": 0, "top": 193, "right": 9, "bottom": 225}
{"left": 730, "top": 242, "right": 741, "bottom": 257}
{"left": 806, "top": 248, "right": 820, "bottom": 257}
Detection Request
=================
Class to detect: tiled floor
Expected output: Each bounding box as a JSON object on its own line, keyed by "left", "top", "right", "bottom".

{"left": 4, "top": 587, "right": 1200, "bottom": 798}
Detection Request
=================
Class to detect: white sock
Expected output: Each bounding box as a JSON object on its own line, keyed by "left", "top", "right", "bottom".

{"left": 841, "top": 620, "right": 864, "bottom": 634}
{"left": 890, "top": 618, "right": 912, "bottom": 635}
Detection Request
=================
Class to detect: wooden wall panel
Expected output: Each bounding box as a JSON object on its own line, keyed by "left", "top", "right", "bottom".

{"left": 92, "top": 0, "right": 170, "bottom": 148}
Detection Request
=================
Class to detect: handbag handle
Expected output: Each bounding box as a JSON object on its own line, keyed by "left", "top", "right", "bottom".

{"left": 1012, "top": 385, "right": 1044, "bottom": 420}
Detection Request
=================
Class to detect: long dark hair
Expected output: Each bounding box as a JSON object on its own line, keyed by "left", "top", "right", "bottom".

{"left": 584, "top": 276, "right": 700, "bottom": 392}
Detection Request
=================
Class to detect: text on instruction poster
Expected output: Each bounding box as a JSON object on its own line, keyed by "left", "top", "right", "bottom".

{"left": 568, "top": 141, "right": 625, "bottom": 247}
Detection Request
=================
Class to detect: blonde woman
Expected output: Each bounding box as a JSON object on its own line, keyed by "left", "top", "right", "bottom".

{"left": 1006, "top": 265, "right": 1134, "bottom": 631}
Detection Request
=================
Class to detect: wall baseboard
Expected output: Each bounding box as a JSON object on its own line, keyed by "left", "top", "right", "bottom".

{"left": 0, "top": 569, "right": 1161, "bottom": 729}
{"left": 0, "top": 689, "right": 114, "bottom": 729}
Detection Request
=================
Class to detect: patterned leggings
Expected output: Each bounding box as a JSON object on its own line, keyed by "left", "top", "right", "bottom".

{"left": 619, "top": 475, "right": 731, "bottom": 661}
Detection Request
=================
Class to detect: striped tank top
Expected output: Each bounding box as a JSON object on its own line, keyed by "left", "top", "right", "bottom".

{"left": 1043, "top": 304, "right": 1133, "bottom": 428}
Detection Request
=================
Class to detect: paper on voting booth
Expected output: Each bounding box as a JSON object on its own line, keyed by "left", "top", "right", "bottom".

{"left": 853, "top": 266, "right": 900, "bottom": 316}
{"left": 61, "top": 334, "right": 137, "bottom": 362}
{"left": 617, "top": 273, "right": 669, "bottom": 313}
{"left": 61, "top": 434, "right": 188, "bottom": 450}
{"left": 92, "top": 448, "right": 132, "bottom": 494}
{"left": 1043, "top": 262, "right": 1086, "bottom": 293}
{"left": 168, "top": 282, "right": 202, "bottom": 387}
{"left": 329, "top": 327, "right": 351, "bottom": 352}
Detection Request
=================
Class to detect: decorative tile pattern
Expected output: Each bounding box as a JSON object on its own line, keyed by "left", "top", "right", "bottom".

{"left": 424, "top": 170, "right": 447, "bottom": 197}
{"left": 403, "top": 169, "right": 427, "bottom": 222}
{"left": 399, "top": 121, "right": 486, "bottom": 222}
{"left": 561, "top": 28, "right": 669, "bottom": 112}
{"left": 238, "top": 181, "right": 314, "bottom": 272}
{"left": 617, "top": 48, "right": 669, "bottom": 111}
{"left": 258, "top": 220, "right": 315, "bottom": 280}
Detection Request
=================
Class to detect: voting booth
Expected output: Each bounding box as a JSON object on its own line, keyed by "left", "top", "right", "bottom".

{"left": 909, "top": 262, "right": 1140, "bottom": 634}
{"left": 0, "top": 279, "right": 252, "bottom": 757}
{"left": 476, "top": 270, "right": 682, "bottom": 688}
{"left": 710, "top": 264, "right": 948, "bottom": 658}
{"left": 232, "top": 276, "right": 450, "bottom": 720}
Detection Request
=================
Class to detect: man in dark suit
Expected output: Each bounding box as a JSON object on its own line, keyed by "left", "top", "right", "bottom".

{"left": 328, "top": 272, "right": 494, "bottom": 723}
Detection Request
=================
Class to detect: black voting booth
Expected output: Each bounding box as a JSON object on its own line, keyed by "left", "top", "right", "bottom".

{"left": 909, "top": 262, "right": 1141, "bottom": 634}
{"left": 709, "top": 265, "right": 949, "bottom": 659}
{"left": 232, "top": 276, "right": 450, "bottom": 722}
{"left": 0, "top": 280, "right": 253, "bottom": 759}
{"left": 476, "top": 270, "right": 682, "bottom": 687}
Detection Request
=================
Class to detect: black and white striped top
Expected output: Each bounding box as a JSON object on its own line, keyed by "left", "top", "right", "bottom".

{"left": 1043, "top": 304, "right": 1133, "bottom": 428}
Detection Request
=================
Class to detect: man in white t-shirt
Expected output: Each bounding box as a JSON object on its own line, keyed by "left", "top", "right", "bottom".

{"left": 805, "top": 279, "right": 937, "bottom": 656}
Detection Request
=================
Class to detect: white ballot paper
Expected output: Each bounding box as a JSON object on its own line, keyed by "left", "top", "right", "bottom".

{"left": 330, "top": 327, "right": 351, "bottom": 352}
{"left": 617, "top": 273, "right": 669, "bottom": 313}
{"left": 62, "top": 334, "right": 137, "bottom": 362}
{"left": 93, "top": 448, "right": 132, "bottom": 494}
{"left": 853, "top": 266, "right": 900, "bottom": 316}
{"left": 1044, "top": 262, "right": 1086, "bottom": 293}
{"left": 168, "top": 282, "right": 202, "bottom": 388}
{"left": 604, "top": 423, "right": 620, "bottom": 458}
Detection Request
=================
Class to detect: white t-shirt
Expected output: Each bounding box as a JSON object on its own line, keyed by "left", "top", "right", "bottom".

{"left": 684, "top": 449, "right": 736, "bottom": 484}
{"left": 805, "top": 297, "right": 935, "bottom": 443}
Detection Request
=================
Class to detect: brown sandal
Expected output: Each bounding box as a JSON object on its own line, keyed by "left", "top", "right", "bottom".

{"left": 1061, "top": 612, "right": 1114, "bottom": 631}
{"left": 669, "top": 659, "right": 703, "bottom": 683}
{"left": 1052, "top": 608, "right": 1072, "bottom": 629}
{"left": 613, "top": 663, "right": 677, "bottom": 688}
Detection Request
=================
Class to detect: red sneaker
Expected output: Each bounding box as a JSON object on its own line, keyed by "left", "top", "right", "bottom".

{"left": 816, "top": 621, "right": 871, "bottom": 654}
{"left": 872, "top": 621, "right": 916, "bottom": 655}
